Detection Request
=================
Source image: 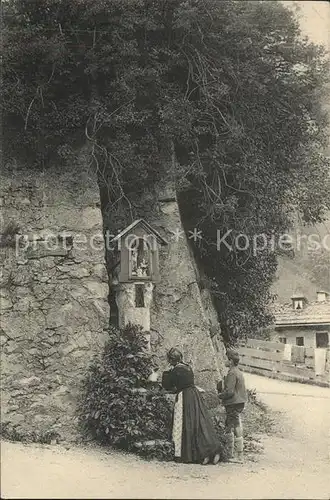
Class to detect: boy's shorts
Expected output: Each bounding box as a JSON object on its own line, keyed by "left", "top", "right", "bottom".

{"left": 225, "top": 403, "right": 245, "bottom": 428}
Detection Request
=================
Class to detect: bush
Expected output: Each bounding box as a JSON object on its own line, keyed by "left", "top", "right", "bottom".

{"left": 78, "top": 324, "right": 173, "bottom": 458}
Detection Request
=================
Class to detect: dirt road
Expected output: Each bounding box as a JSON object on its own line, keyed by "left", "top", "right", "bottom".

{"left": 1, "top": 373, "right": 329, "bottom": 499}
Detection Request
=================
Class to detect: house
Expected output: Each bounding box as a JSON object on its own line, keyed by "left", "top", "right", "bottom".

{"left": 273, "top": 291, "right": 330, "bottom": 348}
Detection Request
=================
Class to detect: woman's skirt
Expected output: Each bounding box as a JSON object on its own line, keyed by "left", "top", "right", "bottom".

{"left": 172, "top": 386, "right": 220, "bottom": 463}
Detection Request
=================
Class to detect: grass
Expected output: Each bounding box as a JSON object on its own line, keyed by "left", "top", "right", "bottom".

{"left": 243, "top": 389, "right": 275, "bottom": 455}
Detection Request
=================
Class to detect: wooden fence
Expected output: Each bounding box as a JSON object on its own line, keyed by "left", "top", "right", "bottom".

{"left": 238, "top": 338, "right": 330, "bottom": 387}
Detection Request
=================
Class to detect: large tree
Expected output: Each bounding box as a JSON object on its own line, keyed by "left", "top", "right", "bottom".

{"left": 2, "top": 0, "right": 329, "bottom": 343}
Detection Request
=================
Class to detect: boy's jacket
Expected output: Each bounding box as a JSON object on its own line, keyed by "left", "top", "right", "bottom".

{"left": 219, "top": 366, "right": 247, "bottom": 406}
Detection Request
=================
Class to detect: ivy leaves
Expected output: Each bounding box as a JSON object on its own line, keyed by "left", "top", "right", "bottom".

{"left": 78, "top": 324, "right": 173, "bottom": 456}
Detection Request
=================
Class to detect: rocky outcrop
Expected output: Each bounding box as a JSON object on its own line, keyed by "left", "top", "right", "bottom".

{"left": 1, "top": 154, "right": 227, "bottom": 442}
{"left": 147, "top": 184, "right": 226, "bottom": 391}
{"left": 103, "top": 171, "right": 226, "bottom": 391}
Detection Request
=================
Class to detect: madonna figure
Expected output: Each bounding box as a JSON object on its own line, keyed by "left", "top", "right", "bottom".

{"left": 162, "top": 348, "right": 221, "bottom": 465}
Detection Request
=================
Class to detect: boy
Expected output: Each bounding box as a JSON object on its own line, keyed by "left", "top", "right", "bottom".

{"left": 218, "top": 349, "right": 247, "bottom": 463}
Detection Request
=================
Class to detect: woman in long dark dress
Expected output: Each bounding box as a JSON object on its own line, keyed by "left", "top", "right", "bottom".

{"left": 162, "top": 348, "right": 221, "bottom": 465}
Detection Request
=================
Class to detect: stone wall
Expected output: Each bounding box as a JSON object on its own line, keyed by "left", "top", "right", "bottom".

{"left": 0, "top": 162, "right": 109, "bottom": 442}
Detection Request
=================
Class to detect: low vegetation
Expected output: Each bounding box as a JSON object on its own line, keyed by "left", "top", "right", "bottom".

{"left": 77, "top": 324, "right": 273, "bottom": 461}
{"left": 77, "top": 324, "right": 174, "bottom": 460}
{"left": 2, "top": 323, "right": 274, "bottom": 461}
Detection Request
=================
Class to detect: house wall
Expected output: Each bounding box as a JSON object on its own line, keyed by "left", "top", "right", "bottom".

{"left": 0, "top": 160, "right": 109, "bottom": 442}
{"left": 273, "top": 325, "right": 330, "bottom": 347}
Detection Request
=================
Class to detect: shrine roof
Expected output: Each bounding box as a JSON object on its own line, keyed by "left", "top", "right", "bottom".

{"left": 111, "top": 219, "right": 168, "bottom": 245}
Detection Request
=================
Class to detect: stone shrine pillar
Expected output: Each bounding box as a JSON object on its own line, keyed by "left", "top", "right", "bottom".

{"left": 114, "top": 282, "right": 154, "bottom": 348}
{"left": 110, "top": 220, "right": 167, "bottom": 349}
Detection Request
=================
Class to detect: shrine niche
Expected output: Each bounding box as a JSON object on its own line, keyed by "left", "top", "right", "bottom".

{"left": 110, "top": 219, "right": 167, "bottom": 284}
{"left": 129, "top": 237, "right": 151, "bottom": 279}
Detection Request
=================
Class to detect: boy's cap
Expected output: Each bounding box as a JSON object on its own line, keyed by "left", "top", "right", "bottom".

{"left": 227, "top": 349, "right": 240, "bottom": 362}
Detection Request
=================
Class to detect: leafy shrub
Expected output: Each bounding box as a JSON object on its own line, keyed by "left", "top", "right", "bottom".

{"left": 78, "top": 324, "right": 173, "bottom": 458}
{"left": 201, "top": 390, "right": 220, "bottom": 410}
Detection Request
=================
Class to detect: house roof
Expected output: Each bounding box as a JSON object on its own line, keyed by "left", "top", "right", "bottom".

{"left": 274, "top": 300, "right": 330, "bottom": 328}
{"left": 110, "top": 219, "right": 168, "bottom": 245}
{"left": 291, "top": 293, "right": 307, "bottom": 299}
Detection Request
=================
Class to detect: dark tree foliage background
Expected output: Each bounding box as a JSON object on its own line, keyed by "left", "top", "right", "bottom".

{"left": 2, "top": 0, "right": 330, "bottom": 343}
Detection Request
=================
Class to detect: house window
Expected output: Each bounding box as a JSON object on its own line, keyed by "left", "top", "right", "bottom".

{"left": 135, "top": 284, "right": 145, "bottom": 308}
{"left": 296, "top": 336, "right": 304, "bottom": 346}
{"left": 316, "top": 332, "right": 329, "bottom": 348}
{"left": 279, "top": 337, "right": 287, "bottom": 344}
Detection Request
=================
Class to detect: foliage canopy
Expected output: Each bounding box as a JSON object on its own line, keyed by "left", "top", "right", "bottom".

{"left": 2, "top": 0, "right": 329, "bottom": 341}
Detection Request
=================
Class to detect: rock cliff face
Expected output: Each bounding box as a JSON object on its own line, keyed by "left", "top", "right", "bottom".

{"left": 0, "top": 162, "right": 109, "bottom": 442}
{"left": 1, "top": 159, "right": 226, "bottom": 442}
{"left": 103, "top": 174, "right": 227, "bottom": 392}
{"left": 147, "top": 187, "right": 226, "bottom": 390}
